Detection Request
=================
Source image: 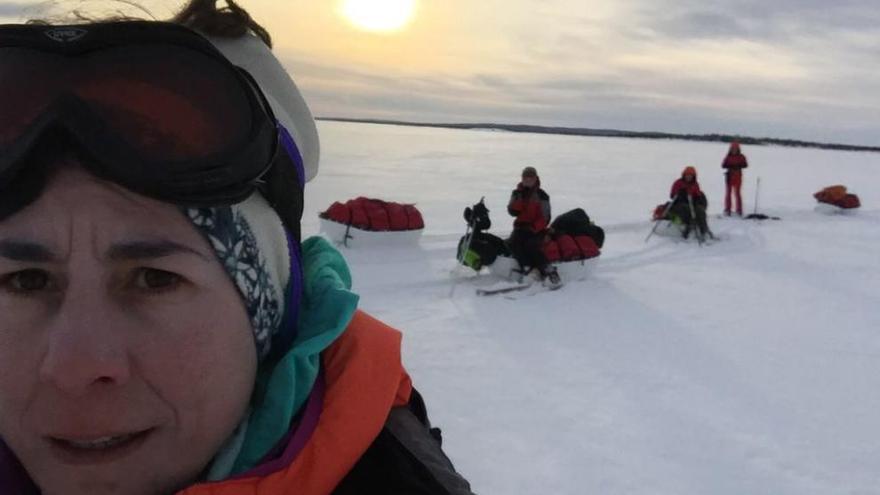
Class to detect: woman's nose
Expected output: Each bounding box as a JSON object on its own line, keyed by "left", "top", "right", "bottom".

{"left": 39, "top": 290, "right": 131, "bottom": 396}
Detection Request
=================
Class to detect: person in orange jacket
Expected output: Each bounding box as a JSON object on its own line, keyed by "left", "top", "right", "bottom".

{"left": 0, "top": 3, "right": 474, "bottom": 494}
{"left": 507, "top": 166, "right": 560, "bottom": 285}
{"left": 669, "top": 166, "right": 712, "bottom": 239}
{"left": 722, "top": 141, "right": 749, "bottom": 216}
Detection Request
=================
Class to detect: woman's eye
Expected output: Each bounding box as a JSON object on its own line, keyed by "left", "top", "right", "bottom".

{"left": 3, "top": 269, "right": 50, "bottom": 293}
{"left": 134, "top": 268, "right": 182, "bottom": 291}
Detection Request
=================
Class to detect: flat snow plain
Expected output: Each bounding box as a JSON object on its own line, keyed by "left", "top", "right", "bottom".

{"left": 303, "top": 121, "right": 880, "bottom": 495}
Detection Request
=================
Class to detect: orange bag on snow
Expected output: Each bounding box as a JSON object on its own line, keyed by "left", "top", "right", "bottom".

{"left": 837, "top": 194, "right": 861, "bottom": 209}
{"left": 814, "top": 185, "right": 848, "bottom": 204}
{"left": 814, "top": 185, "right": 861, "bottom": 209}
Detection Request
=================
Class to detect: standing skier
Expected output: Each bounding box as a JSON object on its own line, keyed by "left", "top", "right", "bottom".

{"left": 670, "top": 166, "right": 711, "bottom": 239}
{"left": 508, "top": 166, "right": 560, "bottom": 286}
{"left": 722, "top": 141, "right": 749, "bottom": 216}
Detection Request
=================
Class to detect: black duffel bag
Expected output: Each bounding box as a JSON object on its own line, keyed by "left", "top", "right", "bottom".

{"left": 551, "top": 208, "right": 605, "bottom": 248}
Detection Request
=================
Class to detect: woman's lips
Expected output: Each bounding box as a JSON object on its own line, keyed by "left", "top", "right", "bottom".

{"left": 47, "top": 428, "right": 154, "bottom": 465}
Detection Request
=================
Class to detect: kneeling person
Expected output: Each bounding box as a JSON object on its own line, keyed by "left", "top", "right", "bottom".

{"left": 669, "top": 166, "right": 713, "bottom": 239}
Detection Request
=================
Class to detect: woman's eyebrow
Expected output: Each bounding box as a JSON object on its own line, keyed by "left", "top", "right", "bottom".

{"left": 106, "top": 240, "right": 209, "bottom": 261}
{"left": 0, "top": 240, "right": 55, "bottom": 262}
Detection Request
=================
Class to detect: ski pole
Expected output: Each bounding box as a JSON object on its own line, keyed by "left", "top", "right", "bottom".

{"left": 687, "top": 194, "right": 704, "bottom": 245}
{"left": 752, "top": 176, "right": 761, "bottom": 216}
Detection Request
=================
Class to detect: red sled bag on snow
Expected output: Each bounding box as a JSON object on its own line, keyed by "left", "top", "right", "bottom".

{"left": 404, "top": 204, "right": 425, "bottom": 230}
{"left": 652, "top": 203, "right": 669, "bottom": 221}
{"left": 837, "top": 194, "right": 861, "bottom": 209}
{"left": 362, "top": 199, "right": 390, "bottom": 231}
{"left": 556, "top": 235, "right": 580, "bottom": 261}
{"left": 814, "top": 185, "right": 847, "bottom": 204}
{"left": 348, "top": 200, "right": 370, "bottom": 229}
{"left": 543, "top": 234, "right": 601, "bottom": 262}
{"left": 323, "top": 202, "right": 350, "bottom": 224}
{"left": 543, "top": 239, "right": 561, "bottom": 262}
{"left": 320, "top": 197, "right": 425, "bottom": 231}
{"left": 385, "top": 202, "right": 408, "bottom": 230}
{"left": 813, "top": 185, "right": 860, "bottom": 209}
{"left": 574, "top": 235, "right": 600, "bottom": 259}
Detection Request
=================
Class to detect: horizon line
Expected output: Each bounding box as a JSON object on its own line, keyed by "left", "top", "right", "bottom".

{"left": 316, "top": 117, "right": 880, "bottom": 154}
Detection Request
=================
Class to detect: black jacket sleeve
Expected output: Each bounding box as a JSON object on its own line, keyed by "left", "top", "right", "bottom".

{"left": 333, "top": 389, "right": 476, "bottom": 495}
{"left": 507, "top": 188, "right": 523, "bottom": 217}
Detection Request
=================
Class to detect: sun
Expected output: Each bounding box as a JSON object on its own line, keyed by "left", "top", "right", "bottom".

{"left": 340, "top": 0, "right": 417, "bottom": 33}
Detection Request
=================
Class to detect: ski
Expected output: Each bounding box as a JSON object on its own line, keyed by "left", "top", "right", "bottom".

{"left": 476, "top": 282, "right": 532, "bottom": 296}
{"left": 476, "top": 278, "right": 565, "bottom": 296}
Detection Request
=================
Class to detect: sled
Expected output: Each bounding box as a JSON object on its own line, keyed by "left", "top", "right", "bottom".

{"left": 814, "top": 203, "right": 859, "bottom": 216}
{"left": 488, "top": 254, "right": 599, "bottom": 283}
{"left": 647, "top": 219, "right": 687, "bottom": 239}
{"left": 319, "top": 218, "right": 423, "bottom": 248}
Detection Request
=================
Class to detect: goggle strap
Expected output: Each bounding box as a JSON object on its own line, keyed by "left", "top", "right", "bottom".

{"left": 278, "top": 124, "right": 306, "bottom": 189}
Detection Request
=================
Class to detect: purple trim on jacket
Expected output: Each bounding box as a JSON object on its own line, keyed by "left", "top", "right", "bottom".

{"left": 0, "top": 440, "right": 38, "bottom": 494}
{"left": 234, "top": 371, "right": 325, "bottom": 480}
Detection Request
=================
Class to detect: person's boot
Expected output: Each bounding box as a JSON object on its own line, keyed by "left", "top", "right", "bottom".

{"left": 682, "top": 225, "right": 691, "bottom": 239}
{"left": 542, "top": 267, "right": 562, "bottom": 289}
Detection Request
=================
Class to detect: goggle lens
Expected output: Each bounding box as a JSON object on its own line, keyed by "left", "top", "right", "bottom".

{"left": 0, "top": 45, "right": 255, "bottom": 161}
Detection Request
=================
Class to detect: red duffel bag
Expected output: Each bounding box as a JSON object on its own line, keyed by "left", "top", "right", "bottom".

{"left": 404, "top": 204, "right": 424, "bottom": 230}
{"left": 321, "top": 198, "right": 425, "bottom": 231}
{"left": 836, "top": 194, "right": 861, "bottom": 209}
{"left": 574, "top": 235, "right": 600, "bottom": 259}
{"left": 556, "top": 234, "right": 580, "bottom": 261}
{"left": 322, "top": 202, "right": 350, "bottom": 224}
{"left": 543, "top": 239, "right": 561, "bottom": 262}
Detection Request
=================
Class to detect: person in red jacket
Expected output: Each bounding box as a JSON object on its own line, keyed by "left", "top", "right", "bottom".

{"left": 507, "top": 166, "right": 560, "bottom": 285}
{"left": 669, "top": 166, "right": 712, "bottom": 239}
{"left": 722, "top": 141, "right": 749, "bottom": 216}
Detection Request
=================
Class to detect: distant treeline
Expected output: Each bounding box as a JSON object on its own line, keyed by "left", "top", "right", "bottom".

{"left": 318, "top": 117, "right": 880, "bottom": 153}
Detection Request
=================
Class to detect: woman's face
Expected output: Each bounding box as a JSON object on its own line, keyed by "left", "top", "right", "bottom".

{"left": 0, "top": 166, "right": 257, "bottom": 495}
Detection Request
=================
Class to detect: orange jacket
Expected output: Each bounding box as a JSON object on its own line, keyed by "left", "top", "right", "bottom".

{"left": 178, "top": 310, "right": 413, "bottom": 495}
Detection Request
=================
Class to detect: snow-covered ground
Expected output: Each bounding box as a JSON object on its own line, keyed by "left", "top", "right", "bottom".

{"left": 304, "top": 121, "right": 880, "bottom": 495}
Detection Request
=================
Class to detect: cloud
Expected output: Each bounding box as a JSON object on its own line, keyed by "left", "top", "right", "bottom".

{"left": 638, "top": 0, "right": 880, "bottom": 42}
{"left": 283, "top": 47, "right": 878, "bottom": 145}
{"left": 6, "top": 0, "right": 868, "bottom": 144}
{"left": 0, "top": 1, "right": 30, "bottom": 17}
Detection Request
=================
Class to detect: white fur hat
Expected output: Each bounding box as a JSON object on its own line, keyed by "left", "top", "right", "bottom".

{"left": 207, "top": 33, "right": 320, "bottom": 183}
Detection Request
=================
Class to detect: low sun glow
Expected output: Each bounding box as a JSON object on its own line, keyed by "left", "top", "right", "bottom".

{"left": 340, "top": 0, "right": 417, "bottom": 33}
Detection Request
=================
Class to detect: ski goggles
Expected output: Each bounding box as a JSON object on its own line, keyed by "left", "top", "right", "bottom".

{"left": 0, "top": 21, "right": 305, "bottom": 238}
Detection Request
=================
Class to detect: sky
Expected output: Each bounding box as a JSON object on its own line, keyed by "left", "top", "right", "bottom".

{"left": 2, "top": 0, "right": 879, "bottom": 145}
